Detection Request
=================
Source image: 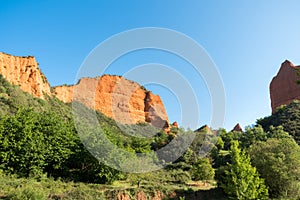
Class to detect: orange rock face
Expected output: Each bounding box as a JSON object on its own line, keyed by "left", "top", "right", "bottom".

{"left": 0, "top": 52, "right": 51, "bottom": 99}
{"left": 270, "top": 60, "right": 300, "bottom": 113}
{"left": 52, "top": 85, "right": 74, "bottom": 103}
{"left": 145, "top": 91, "right": 169, "bottom": 128}
{"left": 0, "top": 52, "right": 169, "bottom": 126}
{"left": 53, "top": 75, "right": 169, "bottom": 126}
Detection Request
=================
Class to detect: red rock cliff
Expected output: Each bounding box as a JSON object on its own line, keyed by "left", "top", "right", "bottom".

{"left": 0, "top": 52, "right": 169, "bottom": 126}
{"left": 53, "top": 75, "right": 169, "bottom": 126}
{"left": 270, "top": 60, "right": 300, "bottom": 113}
{"left": 0, "top": 52, "right": 51, "bottom": 99}
{"left": 232, "top": 123, "right": 243, "bottom": 132}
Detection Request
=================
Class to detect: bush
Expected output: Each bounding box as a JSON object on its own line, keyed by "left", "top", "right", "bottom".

{"left": 192, "top": 158, "right": 215, "bottom": 182}
{"left": 9, "top": 185, "right": 47, "bottom": 200}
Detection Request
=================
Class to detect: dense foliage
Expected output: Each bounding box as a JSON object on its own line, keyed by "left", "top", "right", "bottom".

{"left": 0, "top": 108, "right": 76, "bottom": 177}
{"left": 214, "top": 124, "right": 300, "bottom": 199}
{"left": 192, "top": 158, "right": 215, "bottom": 182}
{"left": 1, "top": 74, "right": 300, "bottom": 199}
{"left": 249, "top": 138, "right": 300, "bottom": 199}
{"left": 220, "top": 141, "right": 268, "bottom": 200}
{"left": 0, "top": 75, "right": 152, "bottom": 183}
{"left": 257, "top": 100, "right": 300, "bottom": 144}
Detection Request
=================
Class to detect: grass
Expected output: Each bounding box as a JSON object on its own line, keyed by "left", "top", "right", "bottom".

{"left": 0, "top": 171, "right": 226, "bottom": 200}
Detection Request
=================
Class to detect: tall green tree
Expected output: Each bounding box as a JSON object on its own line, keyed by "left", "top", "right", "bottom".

{"left": 221, "top": 141, "right": 268, "bottom": 200}
{"left": 192, "top": 157, "right": 215, "bottom": 184}
{"left": 249, "top": 138, "right": 300, "bottom": 199}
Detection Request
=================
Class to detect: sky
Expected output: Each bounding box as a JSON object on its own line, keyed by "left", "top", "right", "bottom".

{"left": 1, "top": 0, "right": 300, "bottom": 130}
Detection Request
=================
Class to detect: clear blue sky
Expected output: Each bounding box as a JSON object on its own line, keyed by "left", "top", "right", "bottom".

{"left": 1, "top": 0, "right": 300, "bottom": 130}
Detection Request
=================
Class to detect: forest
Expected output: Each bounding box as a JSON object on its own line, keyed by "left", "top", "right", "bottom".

{"left": 0, "top": 74, "right": 300, "bottom": 200}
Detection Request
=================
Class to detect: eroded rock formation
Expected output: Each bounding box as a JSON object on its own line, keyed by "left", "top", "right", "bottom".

{"left": 53, "top": 75, "right": 169, "bottom": 126}
{"left": 172, "top": 121, "right": 178, "bottom": 128}
{"left": 270, "top": 60, "right": 300, "bottom": 113}
{"left": 0, "top": 52, "right": 51, "bottom": 99}
{"left": 0, "top": 52, "right": 169, "bottom": 126}
{"left": 232, "top": 123, "right": 243, "bottom": 132}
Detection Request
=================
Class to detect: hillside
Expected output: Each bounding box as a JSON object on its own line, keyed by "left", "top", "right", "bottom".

{"left": 257, "top": 100, "right": 300, "bottom": 144}
{"left": 0, "top": 74, "right": 70, "bottom": 117}
{"left": 0, "top": 52, "right": 51, "bottom": 99}
{"left": 0, "top": 52, "right": 169, "bottom": 127}
{"left": 0, "top": 73, "right": 226, "bottom": 199}
{"left": 1, "top": 54, "right": 300, "bottom": 199}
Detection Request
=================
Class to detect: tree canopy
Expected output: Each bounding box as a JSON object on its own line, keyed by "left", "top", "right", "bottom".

{"left": 257, "top": 100, "right": 300, "bottom": 144}
{"left": 249, "top": 137, "right": 300, "bottom": 199}
{"left": 221, "top": 141, "right": 268, "bottom": 200}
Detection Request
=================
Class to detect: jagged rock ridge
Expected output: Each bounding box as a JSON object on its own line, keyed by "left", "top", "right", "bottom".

{"left": 0, "top": 52, "right": 51, "bottom": 99}
{"left": 53, "top": 75, "right": 169, "bottom": 126}
{"left": 270, "top": 60, "right": 300, "bottom": 113}
{"left": 0, "top": 52, "right": 169, "bottom": 126}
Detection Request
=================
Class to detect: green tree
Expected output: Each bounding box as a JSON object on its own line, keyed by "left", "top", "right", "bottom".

{"left": 0, "top": 108, "right": 76, "bottom": 177}
{"left": 257, "top": 100, "right": 300, "bottom": 144}
{"left": 215, "top": 136, "right": 224, "bottom": 150}
{"left": 239, "top": 126, "right": 267, "bottom": 148}
{"left": 266, "top": 125, "right": 293, "bottom": 139}
{"left": 0, "top": 108, "right": 47, "bottom": 176}
{"left": 249, "top": 138, "right": 300, "bottom": 199}
{"left": 219, "top": 129, "right": 241, "bottom": 150}
{"left": 193, "top": 157, "right": 215, "bottom": 184}
{"left": 221, "top": 141, "right": 268, "bottom": 200}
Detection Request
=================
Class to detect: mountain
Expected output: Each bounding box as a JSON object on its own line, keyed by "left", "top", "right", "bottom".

{"left": 0, "top": 52, "right": 51, "bottom": 99}
{"left": 53, "top": 75, "right": 169, "bottom": 127}
{"left": 270, "top": 60, "right": 300, "bottom": 113}
{"left": 0, "top": 52, "right": 169, "bottom": 127}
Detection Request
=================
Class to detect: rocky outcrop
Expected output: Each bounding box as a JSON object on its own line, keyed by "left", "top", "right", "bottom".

{"left": 117, "top": 191, "right": 166, "bottom": 200}
{"left": 53, "top": 75, "right": 169, "bottom": 126}
{"left": 195, "top": 124, "right": 211, "bottom": 133}
{"left": 172, "top": 121, "right": 178, "bottom": 128}
{"left": 232, "top": 123, "right": 243, "bottom": 132}
{"left": 0, "top": 52, "right": 51, "bottom": 99}
{"left": 0, "top": 52, "right": 169, "bottom": 126}
{"left": 144, "top": 91, "right": 169, "bottom": 128}
{"left": 117, "top": 193, "right": 131, "bottom": 200}
{"left": 270, "top": 60, "right": 300, "bottom": 113}
{"left": 52, "top": 84, "right": 74, "bottom": 103}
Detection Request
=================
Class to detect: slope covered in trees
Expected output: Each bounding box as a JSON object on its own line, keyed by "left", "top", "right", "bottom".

{"left": 257, "top": 100, "right": 300, "bottom": 144}
{"left": 1, "top": 73, "right": 300, "bottom": 199}
{"left": 0, "top": 74, "right": 221, "bottom": 199}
